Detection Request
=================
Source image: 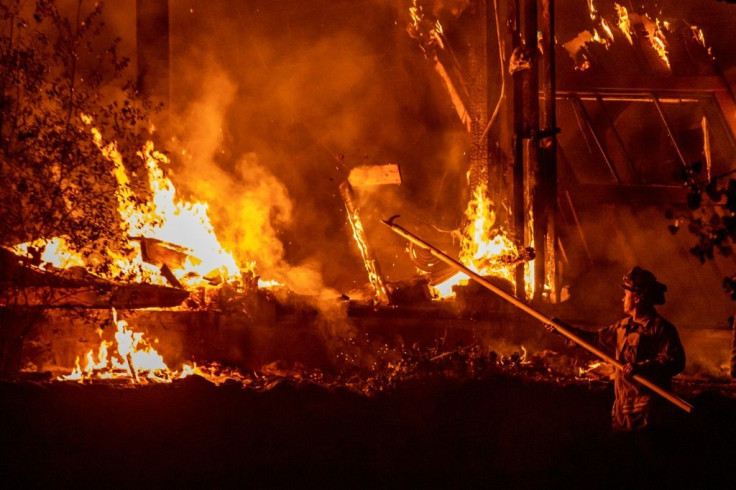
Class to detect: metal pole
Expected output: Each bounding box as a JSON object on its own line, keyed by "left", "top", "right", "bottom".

{"left": 382, "top": 218, "right": 693, "bottom": 413}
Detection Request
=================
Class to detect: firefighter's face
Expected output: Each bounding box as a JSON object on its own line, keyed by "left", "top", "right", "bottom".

{"left": 623, "top": 289, "right": 637, "bottom": 315}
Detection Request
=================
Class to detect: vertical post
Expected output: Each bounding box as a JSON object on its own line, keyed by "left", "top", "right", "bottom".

{"left": 509, "top": 0, "right": 526, "bottom": 299}
{"left": 539, "top": 0, "right": 558, "bottom": 301}
{"left": 522, "top": 0, "right": 541, "bottom": 301}
{"left": 467, "top": 0, "right": 490, "bottom": 193}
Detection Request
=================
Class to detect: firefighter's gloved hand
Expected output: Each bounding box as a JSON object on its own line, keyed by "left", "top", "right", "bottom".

{"left": 622, "top": 363, "right": 638, "bottom": 377}
{"left": 544, "top": 317, "right": 562, "bottom": 334}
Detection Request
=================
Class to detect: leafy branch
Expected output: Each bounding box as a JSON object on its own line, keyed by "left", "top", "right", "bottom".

{"left": 0, "top": 0, "right": 158, "bottom": 278}
{"left": 667, "top": 161, "right": 736, "bottom": 300}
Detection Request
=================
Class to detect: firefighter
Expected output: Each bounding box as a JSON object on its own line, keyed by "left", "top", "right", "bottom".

{"left": 547, "top": 266, "right": 686, "bottom": 431}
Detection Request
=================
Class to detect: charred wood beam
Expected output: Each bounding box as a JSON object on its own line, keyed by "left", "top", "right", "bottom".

{"left": 558, "top": 75, "right": 736, "bottom": 148}
{"left": 0, "top": 283, "right": 189, "bottom": 309}
{"left": 433, "top": 55, "right": 473, "bottom": 132}
{"left": 133, "top": 236, "right": 192, "bottom": 289}
{"left": 713, "top": 89, "right": 736, "bottom": 148}
{"left": 508, "top": 0, "right": 525, "bottom": 299}
{"left": 339, "top": 181, "right": 390, "bottom": 306}
{"left": 522, "top": 0, "right": 545, "bottom": 301}
{"left": 539, "top": 0, "right": 558, "bottom": 302}
{"left": 467, "top": 0, "right": 490, "bottom": 191}
{"left": 702, "top": 116, "right": 712, "bottom": 180}
{"left": 560, "top": 190, "right": 594, "bottom": 269}
{"left": 558, "top": 75, "right": 733, "bottom": 93}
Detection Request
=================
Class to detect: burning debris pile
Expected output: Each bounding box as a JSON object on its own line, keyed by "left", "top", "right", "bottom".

{"left": 42, "top": 304, "right": 627, "bottom": 396}
{"left": 1, "top": 114, "right": 292, "bottom": 314}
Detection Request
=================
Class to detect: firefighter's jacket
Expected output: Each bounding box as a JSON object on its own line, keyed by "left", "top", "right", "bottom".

{"left": 576, "top": 314, "right": 686, "bottom": 431}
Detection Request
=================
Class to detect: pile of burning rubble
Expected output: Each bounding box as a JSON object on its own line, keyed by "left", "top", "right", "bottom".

{"left": 40, "top": 303, "right": 610, "bottom": 394}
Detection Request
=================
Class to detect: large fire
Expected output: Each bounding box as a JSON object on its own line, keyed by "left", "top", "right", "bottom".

{"left": 12, "top": 115, "right": 255, "bottom": 290}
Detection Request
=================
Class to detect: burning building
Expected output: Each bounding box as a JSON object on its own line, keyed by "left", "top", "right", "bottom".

{"left": 1, "top": 0, "right": 736, "bottom": 487}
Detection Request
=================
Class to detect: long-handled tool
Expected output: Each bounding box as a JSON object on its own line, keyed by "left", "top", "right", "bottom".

{"left": 382, "top": 215, "right": 693, "bottom": 413}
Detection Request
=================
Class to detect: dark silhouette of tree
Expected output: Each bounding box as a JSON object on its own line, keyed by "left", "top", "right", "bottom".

{"left": 667, "top": 161, "right": 736, "bottom": 301}
{"left": 0, "top": 0, "right": 157, "bottom": 277}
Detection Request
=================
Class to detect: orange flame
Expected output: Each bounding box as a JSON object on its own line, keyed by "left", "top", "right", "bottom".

{"left": 15, "top": 115, "right": 254, "bottom": 290}
{"left": 59, "top": 309, "right": 175, "bottom": 383}
{"left": 407, "top": 0, "right": 445, "bottom": 52}
{"left": 564, "top": 4, "right": 672, "bottom": 72}
{"left": 345, "top": 206, "right": 389, "bottom": 305}
{"left": 691, "top": 25, "right": 712, "bottom": 58}
{"left": 587, "top": 0, "right": 597, "bottom": 21}
{"left": 615, "top": 3, "right": 633, "bottom": 45}
{"left": 431, "top": 184, "right": 528, "bottom": 299}
{"left": 646, "top": 17, "right": 671, "bottom": 69}
{"left": 11, "top": 237, "right": 85, "bottom": 270}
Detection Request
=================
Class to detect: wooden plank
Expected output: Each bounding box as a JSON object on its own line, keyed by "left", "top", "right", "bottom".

{"left": 0, "top": 283, "right": 189, "bottom": 308}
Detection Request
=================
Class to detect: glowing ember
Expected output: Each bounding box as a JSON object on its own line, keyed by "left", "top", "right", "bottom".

{"left": 578, "top": 360, "right": 603, "bottom": 377}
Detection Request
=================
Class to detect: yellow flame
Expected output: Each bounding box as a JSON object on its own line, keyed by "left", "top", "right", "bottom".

{"left": 133, "top": 142, "right": 241, "bottom": 284}
{"left": 407, "top": 0, "right": 444, "bottom": 51}
{"left": 600, "top": 18, "right": 614, "bottom": 41}
{"left": 691, "top": 25, "right": 712, "bottom": 57}
{"left": 692, "top": 26, "right": 705, "bottom": 47}
{"left": 578, "top": 360, "right": 603, "bottom": 377}
{"left": 431, "top": 184, "right": 526, "bottom": 299}
{"left": 564, "top": 4, "right": 673, "bottom": 71}
{"left": 587, "top": 0, "right": 597, "bottom": 21}
{"left": 257, "top": 278, "right": 283, "bottom": 288}
{"left": 58, "top": 309, "right": 173, "bottom": 383}
{"left": 525, "top": 209, "right": 535, "bottom": 301}
{"left": 47, "top": 115, "right": 245, "bottom": 288}
{"left": 345, "top": 206, "right": 389, "bottom": 305}
{"left": 11, "top": 237, "right": 86, "bottom": 270}
{"left": 640, "top": 16, "right": 671, "bottom": 69}
{"left": 614, "top": 3, "right": 633, "bottom": 45}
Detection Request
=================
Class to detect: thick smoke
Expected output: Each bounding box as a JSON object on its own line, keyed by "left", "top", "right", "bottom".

{"left": 162, "top": 0, "right": 469, "bottom": 296}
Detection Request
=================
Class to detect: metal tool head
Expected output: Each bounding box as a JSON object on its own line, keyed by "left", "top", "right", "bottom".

{"left": 381, "top": 215, "right": 401, "bottom": 226}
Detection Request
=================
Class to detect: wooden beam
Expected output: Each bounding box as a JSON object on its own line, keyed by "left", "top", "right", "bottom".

{"left": 558, "top": 75, "right": 731, "bottom": 94}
